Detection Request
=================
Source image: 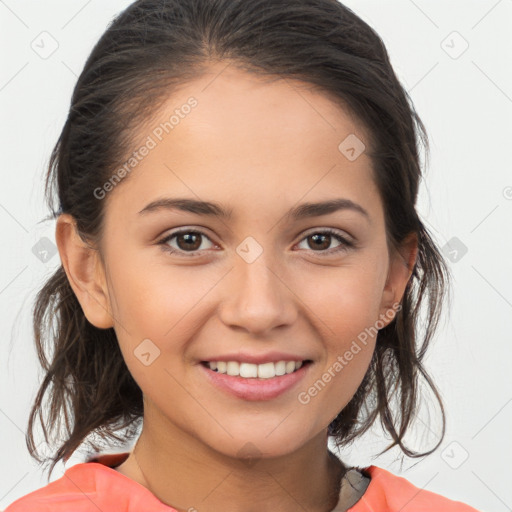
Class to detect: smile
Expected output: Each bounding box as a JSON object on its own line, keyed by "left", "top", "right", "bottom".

{"left": 202, "top": 360, "right": 308, "bottom": 379}
{"left": 200, "top": 360, "right": 313, "bottom": 401}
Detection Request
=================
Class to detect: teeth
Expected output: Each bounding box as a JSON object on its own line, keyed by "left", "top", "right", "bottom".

{"left": 285, "top": 361, "right": 295, "bottom": 373}
{"left": 207, "top": 360, "right": 305, "bottom": 379}
{"left": 226, "top": 361, "right": 239, "bottom": 376}
{"left": 256, "top": 362, "right": 274, "bottom": 379}
{"left": 240, "top": 362, "right": 259, "bottom": 378}
{"left": 275, "top": 361, "right": 286, "bottom": 376}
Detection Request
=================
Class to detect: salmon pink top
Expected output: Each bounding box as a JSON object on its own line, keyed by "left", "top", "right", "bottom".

{"left": 4, "top": 452, "right": 480, "bottom": 511}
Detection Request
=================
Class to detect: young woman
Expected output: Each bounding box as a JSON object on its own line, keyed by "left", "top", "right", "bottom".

{"left": 5, "top": 0, "right": 480, "bottom": 510}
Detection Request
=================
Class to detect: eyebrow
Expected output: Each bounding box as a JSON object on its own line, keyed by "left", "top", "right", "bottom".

{"left": 138, "top": 197, "right": 370, "bottom": 222}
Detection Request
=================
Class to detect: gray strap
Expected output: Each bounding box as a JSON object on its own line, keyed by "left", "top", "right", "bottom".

{"left": 331, "top": 467, "right": 371, "bottom": 511}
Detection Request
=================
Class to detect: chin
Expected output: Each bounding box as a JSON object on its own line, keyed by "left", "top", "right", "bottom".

{"left": 199, "top": 425, "right": 315, "bottom": 463}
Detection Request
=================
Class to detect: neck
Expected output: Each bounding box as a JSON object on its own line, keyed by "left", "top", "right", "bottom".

{"left": 122, "top": 417, "right": 346, "bottom": 512}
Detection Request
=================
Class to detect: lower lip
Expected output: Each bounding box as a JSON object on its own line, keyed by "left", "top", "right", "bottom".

{"left": 200, "top": 362, "right": 311, "bottom": 401}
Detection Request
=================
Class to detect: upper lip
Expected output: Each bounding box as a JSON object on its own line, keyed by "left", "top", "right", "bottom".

{"left": 201, "top": 351, "right": 311, "bottom": 365}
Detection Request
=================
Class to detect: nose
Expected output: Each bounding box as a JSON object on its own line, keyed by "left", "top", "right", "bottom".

{"left": 218, "top": 251, "right": 298, "bottom": 336}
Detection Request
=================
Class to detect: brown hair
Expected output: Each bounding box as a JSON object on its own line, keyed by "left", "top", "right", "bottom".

{"left": 27, "top": 0, "right": 450, "bottom": 479}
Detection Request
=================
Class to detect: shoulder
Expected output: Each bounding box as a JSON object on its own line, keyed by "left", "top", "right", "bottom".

{"left": 347, "top": 465, "right": 481, "bottom": 512}
{"left": 3, "top": 456, "right": 174, "bottom": 512}
{"left": 3, "top": 465, "right": 94, "bottom": 512}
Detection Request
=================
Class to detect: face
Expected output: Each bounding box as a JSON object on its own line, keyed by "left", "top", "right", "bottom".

{"left": 59, "top": 62, "right": 413, "bottom": 461}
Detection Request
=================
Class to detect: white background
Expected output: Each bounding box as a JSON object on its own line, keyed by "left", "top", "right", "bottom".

{"left": 0, "top": 1, "right": 511, "bottom": 511}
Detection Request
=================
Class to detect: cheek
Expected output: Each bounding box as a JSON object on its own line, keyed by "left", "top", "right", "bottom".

{"left": 295, "top": 258, "right": 386, "bottom": 340}
{"left": 106, "top": 248, "right": 217, "bottom": 338}
{"left": 296, "top": 280, "right": 379, "bottom": 427}
{"left": 107, "top": 255, "right": 226, "bottom": 395}
{"left": 293, "top": 260, "right": 384, "bottom": 402}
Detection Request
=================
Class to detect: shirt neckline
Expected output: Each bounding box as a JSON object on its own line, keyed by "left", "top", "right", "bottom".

{"left": 71, "top": 452, "right": 380, "bottom": 511}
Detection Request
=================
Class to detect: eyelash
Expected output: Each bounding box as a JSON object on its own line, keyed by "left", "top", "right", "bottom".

{"left": 157, "top": 228, "right": 355, "bottom": 258}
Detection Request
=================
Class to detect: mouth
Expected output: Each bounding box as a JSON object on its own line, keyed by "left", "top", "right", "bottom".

{"left": 199, "top": 359, "right": 313, "bottom": 401}
{"left": 200, "top": 359, "right": 313, "bottom": 379}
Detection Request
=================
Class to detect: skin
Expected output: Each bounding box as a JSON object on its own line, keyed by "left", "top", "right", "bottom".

{"left": 56, "top": 62, "right": 417, "bottom": 512}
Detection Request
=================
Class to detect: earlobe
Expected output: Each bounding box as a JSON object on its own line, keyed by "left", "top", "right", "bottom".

{"left": 55, "top": 214, "right": 114, "bottom": 329}
{"left": 379, "top": 232, "right": 418, "bottom": 326}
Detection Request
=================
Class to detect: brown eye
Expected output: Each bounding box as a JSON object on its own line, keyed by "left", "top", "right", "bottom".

{"left": 159, "top": 229, "right": 215, "bottom": 256}
{"left": 175, "top": 232, "right": 202, "bottom": 251}
{"left": 296, "top": 229, "right": 354, "bottom": 254}
{"left": 307, "top": 233, "right": 332, "bottom": 250}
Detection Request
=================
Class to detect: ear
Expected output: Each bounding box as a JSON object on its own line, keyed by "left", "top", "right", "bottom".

{"left": 55, "top": 214, "right": 114, "bottom": 329}
{"left": 378, "top": 231, "right": 418, "bottom": 326}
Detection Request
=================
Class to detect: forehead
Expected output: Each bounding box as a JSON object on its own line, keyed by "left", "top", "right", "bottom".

{"left": 104, "top": 62, "right": 380, "bottom": 220}
{"left": 148, "top": 62, "right": 370, "bottom": 157}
